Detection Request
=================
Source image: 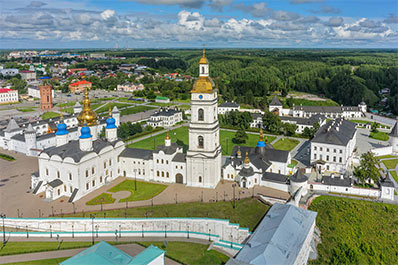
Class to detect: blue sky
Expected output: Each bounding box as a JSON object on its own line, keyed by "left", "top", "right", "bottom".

{"left": 1, "top": 0, "right": 397, "bottom": 48}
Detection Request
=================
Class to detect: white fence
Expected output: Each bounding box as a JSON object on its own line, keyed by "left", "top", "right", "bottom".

{"left": 371, "top": 146, "right": 393, "bottom": 157}
{"left": 310, "top": 182, "right": 380, "bottom": 198}
{"left": 4, "top": 217, "right": 250, "bottom": 253}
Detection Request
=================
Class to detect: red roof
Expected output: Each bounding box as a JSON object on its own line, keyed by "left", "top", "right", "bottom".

{"left": 0, "top": 88, "right": 15, "bottom": 93}
{"left": 20, "top": 70, "right": 35, "bottom": 73}
{"left": 70, "top": 80, "right": 92, "bottom": 86}
{"left": 69, "top": 68, "right": 88, "bottom": 73}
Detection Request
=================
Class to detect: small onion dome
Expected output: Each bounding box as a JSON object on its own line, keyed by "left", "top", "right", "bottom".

{"left": 199, "top": 47, "right": 208, "bottom": 64}
{"left": 256, "top": 129, "right": 266, "bottom": 147}
{"left": 79, "top": 124, "right": 92, "bottom": 139}
{"left": 165, "top": 131, "right": 171, "bottom": 140}
{"left": 237, "top": 146, "right": 241, "bottom": 157}
{"left": 106, "top": 117, "right": 117, "bottom": 129}
{"left": 244, "top": 152, "right": 250, "bottom": 164}
{"left": 56, "top": 122, "right": 68, "bottom": 135}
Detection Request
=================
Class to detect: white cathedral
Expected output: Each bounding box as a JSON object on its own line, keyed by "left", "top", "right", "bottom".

{"left": 31, "top": 49, "right": 292, "bottom": 202}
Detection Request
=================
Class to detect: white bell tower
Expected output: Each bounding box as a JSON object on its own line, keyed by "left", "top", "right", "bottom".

{"left": 186, "top": 46, "right": 222, "bottom": 189}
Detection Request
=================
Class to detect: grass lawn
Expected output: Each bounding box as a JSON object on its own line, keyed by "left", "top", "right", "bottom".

{"left": 127, "top": 126, "right": 277, "bottom": 155}
{"left": 41, "top": 112, "right": 60, "bottom": 120}
{"left": 390, "top": 170, "right": 398, "bottom": 183}
{"left": 369, "top": 131, "right": 389, "bottom": 141}
{"left": 150, "top": 102, "right": 175, "bottom": 107}
{"left": 382, "top": 159, "right": 398, "bottom": 169}
{"left": 0, "top": 153, "right": 15, "bottom": 161}
{"left": 120, "top": 106, "right": 155, "bottom": 116}
{"left": 138, "top": 241, "right": 229, "bottom": 265}
{"left": 107, "top": 180, "right": 167, "bottom": 202}
{"left": 0, "top": 241, "right": 96, "bottom": 256}
{"left": 65, "top": 198, "right": 269, "bottom": 231}
{"left": 308, "top": 196, "right": 398, "bottom": 265}
{"left": 376, "top": 155, "right": 398, "bottom": 159}
{"left": 3, "top": 257, "right": 69, "bottom": 265}
{"left": 272, "top": 138, "right": 300, "bottom": 151}
{"left": 57, "top": 101, "right": 77, "bottom": 107}
{"left": 86, "top": 193, "right": 116, "bottom": 205}
{"left": 17, "top": 107, "right": 36, "bottom": 112}
{"left": 95, "top": 102, "right": 133, "bottom": 114}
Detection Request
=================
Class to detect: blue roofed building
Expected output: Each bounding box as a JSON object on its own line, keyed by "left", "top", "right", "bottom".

{"left": 60, "top": 241, "right": 165, "bottom": 265}
{"left": 227, "top": 203, "right": 317, "bottom": 265}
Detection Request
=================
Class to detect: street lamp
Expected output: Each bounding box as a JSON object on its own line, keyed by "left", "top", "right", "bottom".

{"left": 0, "top": 214, "right": 6, "bottom": 245}
{"left": 90, "top": 214, "right": 95, "bottom": 245}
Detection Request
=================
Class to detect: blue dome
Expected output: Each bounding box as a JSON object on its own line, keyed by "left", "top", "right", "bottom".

{"left": 56, "top": 122, "right": 68, "bottom": 136}
{"left": 256, "top": 140, "right": 266, "bottom": 147}
{"left": 79, "top": 125, "right": 92, "bottom": 139}
{"left": 106, "top": 117, "right": 117, "bottom": 129}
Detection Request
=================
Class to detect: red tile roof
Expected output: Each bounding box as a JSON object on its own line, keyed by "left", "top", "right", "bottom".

{"left": 0, "top": 88, "right": 15, "bottom": 93}
{"left": 70, "top": 80, "right": 92, "bottom": 86}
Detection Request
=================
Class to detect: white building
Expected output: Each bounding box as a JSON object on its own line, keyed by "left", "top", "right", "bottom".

{"left": 310, "top": 118, "right": 357, "bottom": 174}
{"left": 249, "top": 113, "right": 263, "bottom": 128}
{"left": 218, "top": 102, "right": 240, "bottom": 115}
{"left": 28, "top": 86, "right": 54, "bottom": 99}
{"left": 0, "top": 88, "right": 18, "bottom": 104}
{"left": 147, "top": 109, "right": 183, "bottom": 128}
{"left": 280, "top": 114, "right": 326, "bottom": 134}
{"left": 223, "top": 130, "right": 292, "bottom": 191}
{"left": 116, "top": 82, "right": 144, "bottom": 92}
{"left": 390, "top": 121, "right": 398, "bottom": 153}
{"left": 268, "top": 95, "right": 367, "bottom": 119}
{"left": 20, "top": 70, "right": 36, "bottom": 81}
{"left": 32, "top": 113, "right": 124, "bottom": 202}
{"left": 0, "top": 69, "right": 19, "bottom": 77}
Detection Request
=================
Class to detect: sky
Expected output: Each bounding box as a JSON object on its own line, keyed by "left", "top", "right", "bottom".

{"left": 0, "top": 0, "right": 397, "bottom": 49}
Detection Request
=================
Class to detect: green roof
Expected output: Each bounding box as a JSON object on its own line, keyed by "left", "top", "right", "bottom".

{"left": 155, "top": 96, "right": 169, "bottom": 100}
{"left": 130, "top": 245, "right": 165, "bottom": 265}
{"left": 60, "top": 241, "right": 134, "bottom": 265}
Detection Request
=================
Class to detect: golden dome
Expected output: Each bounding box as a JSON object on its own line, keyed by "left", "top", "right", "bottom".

{"left": 191, "top": 76, "right": 213, "bottom": 93}
{"left": 199, "top": 46, "right": 208, "bottom": 64}
{"left": 237, "top": 146, "right": 241, "bottom": 156}
{"left": 244, "top": 151, "right": 250, "bottom": 164}
{"left": 165, "top": 130, "right": 171, "bottom": 140}
{"left": 259, "top": 128, "right": 264, "bottom": 141}
{"left": 77, "top": 89, "right": 97, "bottom": 126}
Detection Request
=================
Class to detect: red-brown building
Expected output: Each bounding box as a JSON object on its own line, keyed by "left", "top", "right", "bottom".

{"left": 40, "top": 85, "right": 53, "bottom": 110}
{"left": 68, "top": 80, "right": 92, "bottom": 94}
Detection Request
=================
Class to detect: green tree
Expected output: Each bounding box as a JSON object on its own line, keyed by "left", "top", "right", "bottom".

{"left": 282, "top": 122, "right": 297, "bottom": 136}
{"left": 353, "top": 152, "right": 380, "bottom": 184}
{"left": 262, "top": 111, "right": 282, "bottom": 134}
{"left": 232, "top": 128, "right": 248, "bottom": 144}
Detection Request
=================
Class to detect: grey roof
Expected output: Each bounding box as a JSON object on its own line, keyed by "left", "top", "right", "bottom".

{"left": 48, "top": 179, "right": 63, "bottom": 188}
{"left": 270, "top": 96, "right": 282, "bottom": 106}
{"left": 37, "top": 133, "right": 56, "bottom": 141}
{"left": 225, "top": 259, "right": 252, "bottom": 265}
{"left": 10, "top": 133, "right": 25, "bottom": 142}
{"left": 390, "top": 121, "right": 398, "bottom": 137}
{"left": 32, "top": 171, "right": 39, "bottom": 178}
{"left": 262, "top": 172, "right": 289, "bottom": 183}
{"left": 151, "top": 109, "right": 181, "bottom": 117}
{"left": 235, "top": 203, "right": 317, "bottom": 265}
{"left": 250, "top": 113, "right": 262, "bottom": 119}
{"left": 119, "top": 147, "right": 153, "bottom": 160}
{"left": 26, "top": 123, "right": 35, "bottom": 133}
{"left": 293, "top": 105, "right": 361, "bottom": 113}
{"left": 280, "top": 114, "right": 325, "bottom": 126}
{"left": 112, "top": 106, "right": 120, "bottom": 113}
{"left": 322, "top": 175, "right": 352, "bottom": 187}
{"left": 290, "top": 169, "right": 308, "bottom": 183}
{"left": 219, "top": 102, "right": 239, "bottom": 108}
{"left": 172, "top": 152, "right": 186, "bottom": 162}
{"left": 380, "top": 176, "right": 395, "bottom": 187}
{"left": 154, "top": 143, "right": 180, "bottom": 154}
{"left": 74, "top": 102, "right": 81, "bottom": 107}
{"left": 4, "top": 118, "right": 20, "bottom": 133}
{"left": 41, "top": 138, "right": 120, "bottom": 163}
{"left": 240, "top": 166, "right": 255, "bottom": 177}
{"left": 311, "top": 118, "right": 356, "bottom": 146}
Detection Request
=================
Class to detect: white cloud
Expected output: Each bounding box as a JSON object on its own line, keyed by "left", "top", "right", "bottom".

{"left": 101, "top": 9, "right": 115, "bottom": 20}
{"left": 209, "top": 0, "right": 233, "bottom": 11}
{"left": 133, "top": 0, "right": 205, "bottom": 8}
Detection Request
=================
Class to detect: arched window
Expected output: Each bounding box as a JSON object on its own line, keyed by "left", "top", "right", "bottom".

{"left": 198, "top": 136, "right": 204, "bottom": 148}
{"left": 162, "top": 171, "right": 164, "bottom": 177}
{"left": 57, "top": 171, "right": 60, "bottom": 179}
{"left": 201, "top": 66, "right": 205, "bottom": 74}
{"left": 167, "top": 172, "right": 169, "bottom": 178}
{"left": 199, "top": 176, "right": 202, "bottom": 183}
{"left": 198, "top": 108, "right": 204, "bottom": 121}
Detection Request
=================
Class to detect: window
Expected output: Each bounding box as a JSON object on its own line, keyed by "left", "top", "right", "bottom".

{"left": 86, "top": 170, "right": 89, "bottom": 178}
{"left": 255, "top": 179, "right": 257, "bottom": 183}
{"left": 167, "top": 172, "right": 169, "bottom": 178}
{"left": 278, "top": 170, "right": 281, "bottom": 174}
{"left": 320, "top": 155, "right": 323, "bottom": 160}
{"left": 270, "top": 168, "right": 272, "bottom": 172}
{"left": 340, "top": 150, "right": 342, "bottom": 154}
{"left": 176, "top": 165, "right": 178, "bottom": 169}
{"left": 58, "top": 189, "right": 60, "bottom": 195}
{"left": 320, "top": 147, "right": 323, "bottom": 151}
{"left": 199, "top": 176, "right": 202, "bottom": 183}
{"left": 70, "top": 186, "right": 73, "bottom": 193}
{"left": 162, "top": 171, "right": 164, "bottom": 177}
{"left": 157, "top": 171, "right": 160, "bottom": 177}
{"left": 138, "top": 169, "right": 141, "bottom": 175}
{"left": 64, "top": 186, "right": 66, "bottom": 192}
{"left": 201, "top": 66, "right": 205, "bottom": 74}
{"left": 198, "top": 109, "right": 204, "bottom": 121}
{"left": 326, "top": 155, "right": 329, "bottom": 161}
{"left": 157, "top": 159, "right": 159, "bottom": 164}
{"left": 86, "top": 183, "right": 89, "bottom": 190}
{"left": 166, "top": 160, "right": 168, "bottom": 164}
{"left": 327, "top": 148, "right": 329, "bottom": 152}
{"left": 198, "top": 136, "right": 204, "bottom": 148}
{"left": 143, "top": 169, "right": 145, "bottom": 175}
{"left": 92, "top": 180, "right": 95, "bottom": 187}
{"left": 57, "top": 171, "right": 60, "bottom": 179}
{"left": 161, "top": 159, "right": 164, "bottom": 164}
{"left": 334, "top": 149, "right": 336, "bottom": 153}
{"left": 326, "top": 165, "right": 329, "bottom": 170}
{"left": 69, "top": 173, "right": 72, "bottom": 181}
{"left": 100, "top": 176, "right": 103, "bottom": 183}
{"left": 104, "top": 162, "right": 106, "bottom": 169}
{"left": 314, "top": 154, "right": 317, "bottom": 160}
{"left": 339, "top": 157, "right": 342, "bottom": 163}
{"left": 180, "top": 166, "right": 183, "bottom": 169}
{"left": 92, "top": 167, "right": 95, "bottom": 174}
{"left": 333, "top": 156, "right": 336, "bottom": 162}
{"left": 46, "top": 168, "right": 49, "bottom": 176}
{"left": 109, "top": 160, "right": 112, "bottom": 166}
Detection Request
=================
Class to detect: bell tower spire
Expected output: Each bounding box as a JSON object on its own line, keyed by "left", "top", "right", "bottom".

{"left": 199, "top": 44, "right": 209, "bottom": 77}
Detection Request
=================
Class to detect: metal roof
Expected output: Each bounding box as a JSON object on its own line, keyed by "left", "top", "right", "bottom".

{"left": 311, "top": 118, "right": 356, "bottom": 146}
{"left": 390, "top": 121, "right": 398, "bottom": 137}
{"left": 270, "top": 96, "right": 282, "bottom": 106}
{"left": 234, "top": 203, "right": 317, "bottom": 265}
